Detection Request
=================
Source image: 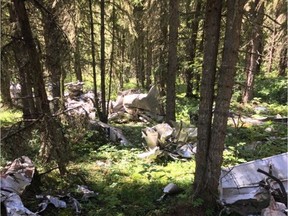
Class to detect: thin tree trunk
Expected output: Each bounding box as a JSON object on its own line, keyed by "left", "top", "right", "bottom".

{"left": 120, "top": 32, "right": 125, "bottom": 89}
{"left": 157, "top": 0, "right": 168, "bottom": 97}
{"left": 0, "top": 61, "right": 13, "bottom": 107}
{"left": 8, "top": 3, "right": 37, "bottom": 118}
{"left": 75, "top": 30, "right": 82, "bottom": 82}
{"left": 209, "top": 0, "right": 246, "bottom": 206}
{"left": 1, "top": 41, "right": 13, "bottom": 108}
{"left": 242, "top": 0, "right": 264, "bottom": 103}
{"left": 146, "top": 26, "right": 152, "bottom": 90}
{"left": 266, "top": 27, "right": 276, "bottom": 73}
{"left": 100, "top": 0, "right": 107, "bottom": 122}
{"left": 74, "top": 2, "right": 82, "bottom": 82}
{"left": 193, "top": 0, "right": 222, "bottom": 208}
{"left": 146, "top": 0, "right": 152, "bottom": 90}
{"left": 185, "top": 0, "right": 201, "bottom": 98}
{"left": 165, "top": 0, "right": 179, "bottom": 123}
{"left": 194, "top": 1, "right": 246, "bottom": 212}
{"left": 107, "top": 0, "right": 115, "bottom": 114}
{"left": 12, "top": 0, "right": 68, "bottom": 175}
{"left": 133, "top": 4, "right": 145, "bottom": 88}
{"left": 279, "top": 47, "right": 287, "bottom": 76}
{"left": 88, "top": 0, "right": 101, "bottom": 120}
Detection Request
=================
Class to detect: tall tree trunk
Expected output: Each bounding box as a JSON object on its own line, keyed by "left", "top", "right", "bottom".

{"left": 13, "top": 39, "right": 36, "bottom": 119}
{"left": 0, "top": 59, "right": 13, "bottom": 107}
{"left": 43, "top": 17, "right": 62, "bottom": 99}
{"left": 36, "top": 0, "right": 71, "bottom": 113}
{"left": 74, "top": 32, "right": 82, "bottom": 82}
{"left": 134, "top": 4, "right": 145, "bottom": 88}
{"left": 194, "top": 0, "right": 246, "bottom": 209}
{"left": 242, "top": 0, "right": 264, "bottom": 103}
{"left": 107, "top": 0, "right": 116, "bottom": 113}
{"left": 266, "top": 26, "right": 276, "bottom": 73}
{"left": 13, "top": 0, "right": 68, "bottom": 175}
{"left": 88, "top": 0, "right": 101, "bottom": 120}
{"left": 146, "top": 0, "right": 152, "bottom": 90}
{"left": 205, "top": 0, "right": 246, "bottom": 209}
{"left": 1, "top": 39, "right": 13, "bottom": 108}
{"left": 185, "top": 0, "right": 202, "bottom": 98}
{"left": 74, "top": 3, "right": 82, "bottom": 82}
{"left": 279, "top": 47, "right": 287, "bottom": 76}
{"left": 100, "top": 0, "right": 107, "bottom": 122}
{"left": 120, "top": 32, "right": 125, "bottom": 89}
{"left": 165, "top": 0, "right": 179, "bottom": 123}
{"left": 193, "top": 0, "right": 222, "bottom": 210}
{"left": 10, "top": 3, "right": 37, "bottom": 119}
{"left": 146, "top": 2, "right": 152, "bottom": 91}
{"left": 156, "top": 0, "right": 168, "bottom": 97}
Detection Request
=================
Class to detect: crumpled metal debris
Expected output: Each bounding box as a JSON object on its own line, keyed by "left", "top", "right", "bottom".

{"left": 176, "top": 143, "right": 197, "bottom": 159}
{"left": 77, "top": 185, "right": 98, "bottom": 201}
{"left": 140, "top": 122, "right": 197, "bottom": 159}
{"left": 0, "top": 156, "right": 36, "bottom": 216}
{"left": 65, "top": 81, "right": 84, "bottom": 98}
{"left": 36, "top": 194, "right": 81, "bottom": 214}
{"left": 89, "top": 120, "right": 130, "bottom": 145}
{"left": 219, "top": 152, "right": 288, "bottom": 215}
{"left": 261, "top": 196, "right": 286, "bottom": 216}
{"left": 0, "top": 157, "right": 96, "bottom": 215}
{"left": 157, "top": 183, "right": 182, "bottom": 201}
{"left": 108, "top": 86, "right": 164, "bottom": 123}
{"left": 36, "top": 195, "right": 67, "bottom": 213}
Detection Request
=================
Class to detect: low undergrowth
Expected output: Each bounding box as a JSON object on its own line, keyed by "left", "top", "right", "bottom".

{"left": 1, "top": 98, "right": 287, "bottom": 215}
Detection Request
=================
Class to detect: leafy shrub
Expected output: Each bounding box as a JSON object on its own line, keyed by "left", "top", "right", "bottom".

{"left": 254, "top": 76, "right": 287, "bottom": 104}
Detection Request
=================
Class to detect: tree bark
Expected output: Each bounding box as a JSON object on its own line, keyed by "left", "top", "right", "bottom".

{"left": 107, "top": 0, "right": 116, "bottom": 113}
{"left": 74, "top": 34, "right": 82, "bottom": 82}
{"left": 194, "top": 1, "right": 246, "bottom": 211}
{"left": 0, "top": 60, "right": 13, "bottom": 107}
{"left": 88, "top": 0, "right": 101, "bottom": 120}
{"left": 8, "top": 3, "right": 36, "bottom": 118}
{"left": 185, "top": 0, "right": 202, "bottom": 98}
{"left": 242, "top": 0, "right": 264, "bottom": 103}
{"left": 12, "top": 0, "right": 68, "bottom": 175}
{"left": 100, "top": 0, "right": 107, "bottom": 122}
{"left": 145, "top": 0, "right": 152, "bottom": 90}
{"left": 156, "top": 0, "right": 168, "bottom": 97}
{"left": 279, "top": 46, "right": 287, "bottom": 76}
{"left": 193, "top": 0, "right": 222, "bottom": 208}
{"left": 209, "top": 0, "right": 246, "bottom": 205}
{"left": 133, "top": 4, "right": 145, "bottom": 88}
{"left": 165, "top": 0, "right": 179, "bottom": 123}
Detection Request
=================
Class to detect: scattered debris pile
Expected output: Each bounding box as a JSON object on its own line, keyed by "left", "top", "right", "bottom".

{"left": 64, "top": 81, "right": 95, "bottom": 119}
{"left": 157, "top": 183, "right": 182, "bottom": 202}
{"left": 0, "top": 156, "right": 36, "bottom": 215}
{"left": 88, "top": 120, "right": 130, "bottom": 146}
{"left": 62, "top": 82, "right": 167, "bottom": 145}
{"left": 108, "top": 85, "right": 164, "bottom": 123}
{"left": 219, "top": 152, "right": 288, "bottom": 215}
{"left": 63, "top": 82, "right": 130, "bottom": 145}
{"left": 139, "top": 122, "right": 198, "bottom": 159}
{"left": 0, "top": 156, "right": 98, "bottom": 215}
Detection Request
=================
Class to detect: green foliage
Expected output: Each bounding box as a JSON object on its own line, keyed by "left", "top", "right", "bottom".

{"left": 28, "top": 121, "right": 195, "bottom": 216}
{"left": 254, "top": 76, "right": 287, "bottom": 104}
{"left": 224, "top": 120, "right": 287, "bottom": 164}
{"left": 175, "top": 92, "right": 199, "bottom": 124}
{"left": 192, "top": 198, "right": 204, "bottom": 208}
{"left": 0, "top": 107, "right": 22, "bottom": 126}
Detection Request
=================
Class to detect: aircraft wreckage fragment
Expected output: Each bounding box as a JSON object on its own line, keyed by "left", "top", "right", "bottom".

{"left": 140, "top": 122, "right": 198, "bottom": 159}
{"left": 0, "top": 156, "right": 36, "bottom": 215}
{"left": 0, "top": 157, "right": 98, "bottom": 215}
{"left": 219, "top": 152, "right": 288, "bottom": 215}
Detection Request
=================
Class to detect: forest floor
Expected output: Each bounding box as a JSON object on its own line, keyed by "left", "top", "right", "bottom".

{"left": 0, "top": 101, "right": 287, "bottom": 216}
